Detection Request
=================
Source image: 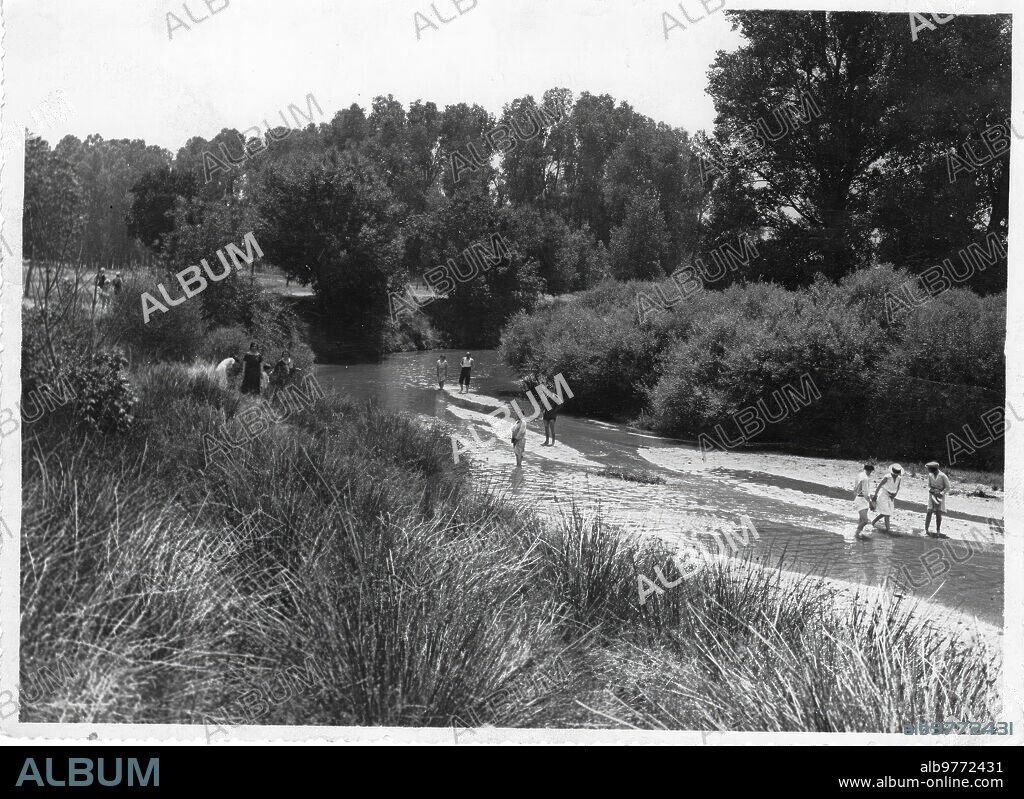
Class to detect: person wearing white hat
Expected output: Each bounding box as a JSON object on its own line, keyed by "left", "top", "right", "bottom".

{"left": 925, "top": 461, "right": 951, "bottom": 538}
{"left": 871, "top": 463, "right": 903, "bottom": 534}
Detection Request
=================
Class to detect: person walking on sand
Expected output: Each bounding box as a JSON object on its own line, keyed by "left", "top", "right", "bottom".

{"left": 511, "top": 416, "right": 527, "bottom": 468}
{"left": 871, "top": 463, "right": 903, "bottom": 534}
{"left": 436, "top": 354, "right": 449, "bottom": 390}
{"left": 241, "top": 341, "right": 263, "bottom": 395}
{"left": 854, "top": 463, "right": 876, "bottom": 539}
{"left": 925, "top": 461, "right": 951, "bottom": 538}
{"left": 459, "top": 353, "right": 474, "bottom": 394}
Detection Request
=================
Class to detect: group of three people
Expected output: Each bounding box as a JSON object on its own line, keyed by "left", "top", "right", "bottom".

{"left": 215, "top": 341, "right": 298, "bottom": 395}
{"left": 854, "top": 461, "right": 951, "bottom": 538}
{"left": 95, "top": 268, "right": 123, "bottom": 305}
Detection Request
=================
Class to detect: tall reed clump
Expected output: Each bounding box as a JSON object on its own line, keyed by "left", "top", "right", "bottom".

{"left": 21, "top": 361, "right": 575, "bottom": 726}
{"left": 551, "top": 548, "right": 1000, "bottom": 732}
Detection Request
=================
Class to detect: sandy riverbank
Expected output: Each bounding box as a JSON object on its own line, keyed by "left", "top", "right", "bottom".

{"left": 639, "top": 446, "right": 1004, "bottom": 543}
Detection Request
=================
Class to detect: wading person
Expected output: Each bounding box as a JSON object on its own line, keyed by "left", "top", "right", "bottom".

{"left": 459, "top": 352, "right": 474, "bottom": 394}
{"left": 925, "top": 461, "right": 951, "bottom": 537}
{"left": 542, "top": 395, "right": 560, "bottom": 446}
{"left": 241, "top": 341, "right": 263, "bottom": 395}
{"left": 854, "top": 463, "right": 876, "bottom": 539}
{"left": 511, "top": 416, "right": 526, "bottom": 468}
{"left": 436, "top": 354, "right": 448, "bottom": 389}
{"left": 871, "top": 463, "right": 903, "bottom": 534}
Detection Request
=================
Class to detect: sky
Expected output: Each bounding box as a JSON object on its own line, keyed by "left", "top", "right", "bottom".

{"left": 2, "top": 0, "right": 745, "bottom": 153}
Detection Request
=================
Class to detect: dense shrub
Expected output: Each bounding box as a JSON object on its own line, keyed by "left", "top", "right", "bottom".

{"left": 103, "top": 271, "right": 313, "bottom": 370}
{"left": 500, "top": 267, "right": 1006, "bottom": 466}
{"left": 68, "top": 351, "right": 138, "bottom": 433}
{"left": 104, "top": 272, "right": 206, "bottom": 363}
{"left": 501, "top": 297, "right": 659, "bottom": 417}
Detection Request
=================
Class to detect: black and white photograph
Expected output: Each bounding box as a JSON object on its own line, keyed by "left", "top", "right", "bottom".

{"left": 0, "top": 0, "right": 1020, "bottom": 754}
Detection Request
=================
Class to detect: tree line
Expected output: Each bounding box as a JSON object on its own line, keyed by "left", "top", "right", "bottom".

{"left": 24, "top": 11, "right": 1008, "bottom": 348}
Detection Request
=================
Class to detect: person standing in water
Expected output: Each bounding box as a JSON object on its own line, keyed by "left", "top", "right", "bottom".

{"left": 241, "top": 341, "right": 263, "bottom": 395}
{"left": 511, "top": 416, "right": 526, "bottom": 468}
{"left": 542, "top": 395, "right": 560, "bottom": 446}
{"left": 436, "top": 355, "right": 449, "bottom": 390}
{"left": 853, "top": 463, "right": 876, "bottom": 539}
{"left": 871, "top": 463, "right": 903, "bottom": 534}
{"left": 459, "top": 352, "right": 474, "bottom": 394}
{"left": 925, "top": 461, "right": 951, "bottom": 538}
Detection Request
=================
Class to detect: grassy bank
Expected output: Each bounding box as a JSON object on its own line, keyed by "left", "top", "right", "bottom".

{"left": 500, "top": 267, "right": 1006, "bottom": 472}
{"left": 21, "top": 359, "right": 1001, "bottom": 729}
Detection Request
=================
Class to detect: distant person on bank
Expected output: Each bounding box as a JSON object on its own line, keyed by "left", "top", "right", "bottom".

{"left": 871, "top": 463, "right": 903, "bottom": 534}
{"left": 459, "top": 353, "right": 474, "bottom": 394}
{"left": 241, "top": 341, "right": 263, "bottom": 395}
{"left": 436, "top": 355, "right": 449, "bottom": 389}
{"left": 853, "top": 463, "right": 876, "bottom": 539}
{"left": 925, "top": 461, "right": 951, "bottom": 538}
{"left": 270, "top": 351, "right": 296, "bottom": 393}
{"left": 511, "top": 416, "right": 527, "bottom": 468}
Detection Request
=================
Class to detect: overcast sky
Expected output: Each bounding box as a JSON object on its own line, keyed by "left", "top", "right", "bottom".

{"left": 2, "top": 0, "right": 746, "bottom": 153}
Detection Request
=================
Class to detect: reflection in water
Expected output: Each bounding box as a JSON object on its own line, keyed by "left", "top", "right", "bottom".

{"left": 315, "top": 349, "right": 1003, "bottom": 626}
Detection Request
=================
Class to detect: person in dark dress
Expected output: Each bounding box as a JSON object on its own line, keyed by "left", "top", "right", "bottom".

{"left": 542, "top": 398, "right": 560, "bottom": 446}
{"left": 241, "top": 341, "right": 263, "bottom": 395}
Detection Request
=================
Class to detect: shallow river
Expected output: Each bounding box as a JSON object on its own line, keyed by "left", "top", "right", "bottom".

{"left": 316, "top": 349, "right": 1004, "bottom": 627}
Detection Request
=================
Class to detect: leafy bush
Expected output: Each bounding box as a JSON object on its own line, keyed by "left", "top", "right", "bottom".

{"left": 104, "top": 271, "right": 207, "bottom": 363}
{"left": 68, "top": 351, "right": 138, "bottom": 433}
{"left": 500, "top": 267, "right": 1006, "bottom": 466}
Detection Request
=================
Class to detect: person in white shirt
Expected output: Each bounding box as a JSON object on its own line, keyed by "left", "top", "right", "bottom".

{"left": 871, "top": 463, "right": 903, "bottom": 535}
{"left": 853, "top": 463, "right": 876, "bottom": 539}
{"left": 459, "top": 353, "right": 474, "bottom": 394}
{"left": 925, "top": 461, "right": 951, "bottom": 538}
{"left": 214, "top": 356, "right": 236, "bottom": 388}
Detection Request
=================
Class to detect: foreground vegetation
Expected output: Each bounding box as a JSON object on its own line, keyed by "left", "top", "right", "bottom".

{"left": 21, "top": 315, "right": 1001, "bottom": 729}
{"left": 501, "top": 266, "right": 1006, "bottom": 470}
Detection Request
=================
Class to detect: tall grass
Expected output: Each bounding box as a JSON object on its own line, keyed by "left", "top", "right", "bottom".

{"left": 21, "top": 361, "right": 1001, "bottom": 730}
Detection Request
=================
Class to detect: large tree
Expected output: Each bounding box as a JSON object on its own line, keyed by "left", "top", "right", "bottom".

{"left": 254, "top": 150, "right": 404, "bottom": 331}
{"left": 705, "top": 11, "right": 1009, "bottom": 287}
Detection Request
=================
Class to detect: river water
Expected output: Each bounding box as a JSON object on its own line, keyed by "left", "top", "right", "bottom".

{"left": 316, "top": 349, "right": 1004, "bottom": 627}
